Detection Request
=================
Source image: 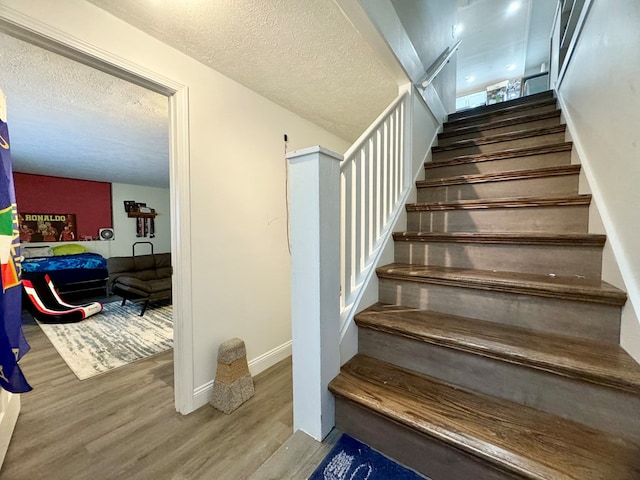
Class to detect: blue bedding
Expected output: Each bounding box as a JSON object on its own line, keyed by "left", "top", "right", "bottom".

{"left": 22, "top": 253, "right": 107, "bottom": 273}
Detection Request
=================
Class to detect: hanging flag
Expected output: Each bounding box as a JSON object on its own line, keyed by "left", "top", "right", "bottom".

{"left": 0, "top": 119, "right": 31, "bottom": 393}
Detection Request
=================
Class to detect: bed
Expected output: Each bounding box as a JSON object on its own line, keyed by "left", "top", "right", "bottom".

{"left": 21, "top": 247, "right": 109, "bottom": 297}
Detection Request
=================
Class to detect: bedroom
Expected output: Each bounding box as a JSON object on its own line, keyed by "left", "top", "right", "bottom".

{"left": 0, "top": 30, "right": 173, "bottom": 375}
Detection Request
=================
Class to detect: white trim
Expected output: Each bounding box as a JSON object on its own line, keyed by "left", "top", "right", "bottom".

{"left": 287, "top": 145, "right": 343, "bottom": 163}
{"left": 556, "top": 0, "right": 594, "bottom": 89}
{"left": 0, "top": 391, "right": 20, "bottom": 468}
{"left": 169, "top": 88, "right": 194, "bottom": 414}
{"left": 0, "top": 6, "right": 194, "bottom": 415}
{"left": 248, "top": 340, "right": 293, "bottom": 375}
{"left": 191, "top": 341, "right": 293, "bottom": 410}
{"left": 556, "top": 92, "right": 640, "bottom": 319}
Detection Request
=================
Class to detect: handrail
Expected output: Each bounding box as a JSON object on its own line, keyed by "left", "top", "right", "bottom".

{"left": 419, "top": 40, "right": 462, "bottom": 89}
{"left": 343, "top": 90, "right": 409, "bottom": 162}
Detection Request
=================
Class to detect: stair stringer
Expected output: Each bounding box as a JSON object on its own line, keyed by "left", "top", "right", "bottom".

{"left": 558, "top": 94, "right": 640, "bottom": 364}
{"left": 340, "top": 92, "right": 443, "bottom": 364}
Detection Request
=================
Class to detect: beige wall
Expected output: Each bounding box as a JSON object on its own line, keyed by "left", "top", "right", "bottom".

{"left": 1, "top": 0, "right": 350, "bottom": 406}
{"left": 557, "top": 0, "right": 640, "bottom": 361}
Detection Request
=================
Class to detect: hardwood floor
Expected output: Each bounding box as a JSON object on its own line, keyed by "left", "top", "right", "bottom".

{"left": 1, "top": 323, "right": 293, "bottom": 480}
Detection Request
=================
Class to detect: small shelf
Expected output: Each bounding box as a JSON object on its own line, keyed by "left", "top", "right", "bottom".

{"left": 127, "top": 212, "right": 157, "bottom": 219}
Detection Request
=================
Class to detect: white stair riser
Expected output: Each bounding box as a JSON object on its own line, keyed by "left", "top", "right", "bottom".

{"left": 440, "top": 116, "right": 561, "bottom": 145}
{"left": 417, "top": 174, "right": 579, "bottom": 202}
{"left": 377, "top": 278, "right": 621, "bottom": 343}
{"left": 394, "top": 241, "right": 603, "bottom": 279}
{"left": 407, "top": 205, "right": 590, "bottom": 233}
{"left": 359, "top": 329, "right": 640, "bottom": 444}
{"left": 433, "top": 132, "right": 566, "bottom": 161}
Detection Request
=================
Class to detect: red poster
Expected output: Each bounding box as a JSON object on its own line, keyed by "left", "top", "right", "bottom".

{"left": 19, "top": 213, "right": 77, "bottom": 243}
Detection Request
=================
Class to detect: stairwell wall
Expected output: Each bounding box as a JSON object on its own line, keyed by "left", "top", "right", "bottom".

{"left": 555, "top": 0, "right": 640, "bottom": 362}
{"left": 358, "top": 0, "right": 456, "bottom": 118}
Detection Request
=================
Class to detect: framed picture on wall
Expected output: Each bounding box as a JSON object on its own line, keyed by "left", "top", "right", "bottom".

{"left": 123, "top": 200, "right": 136, "bottom": 213}
{"left": 19, "top": 213, "right": 77, "bottom": 243}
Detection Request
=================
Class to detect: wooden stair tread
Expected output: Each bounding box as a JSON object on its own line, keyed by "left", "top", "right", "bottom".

{"left": 425, "top": 143, "right": 573, "bottom": 169}
{"left": 356, "top": 303, "right": 640, "bottom": 394}
{"left": 448, "top": 91, "right": 554, "bottom": 121}
{"left": 432, "top": 125, "right": 566, "bottom": 153}
{"left": 417, "top": 164, "right": 580, "bottom": 188}
{"left": 448, "top": 93, "right": 556, "bottom": 123}
{"left": 376, "top": 263, "right": 627, "bottom": 306}
{"left": 330, "top": 354, "right": 640, "bottom": 480}
{"left": 406, "top": 194, "right": 591, "bottom": 211}
{"left": 440, "top": 110, "right": 561, "bottom": 138}
{"left": 392, "top": 232, "right": 606, "bottom": 246}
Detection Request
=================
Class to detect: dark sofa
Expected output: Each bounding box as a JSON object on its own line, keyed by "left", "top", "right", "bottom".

{"left": 107, "top": 253, "right": 172, "bottom": 315}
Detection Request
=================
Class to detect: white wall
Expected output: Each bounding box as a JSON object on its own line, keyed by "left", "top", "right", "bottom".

{"left": 110, "top": 183, "right": 170, "bottom": 257}
{"left": 389, "top": 0, "right": 457, "bottom": 112}
{"left": 556, "top": 0, "right": 640, "bottom": 362}
{"left": 1, "top": 0, "right": 350, "bottom": 409}
{"left": 359, "top": 0, "right": 457, "bottom": 115}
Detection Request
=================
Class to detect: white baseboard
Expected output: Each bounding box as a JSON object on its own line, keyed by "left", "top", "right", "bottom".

{"left": 191, "top": 340, "right": 293, "bottom": 410}
{"left": 0, "top": 391, "right": 20, "bottom": 468}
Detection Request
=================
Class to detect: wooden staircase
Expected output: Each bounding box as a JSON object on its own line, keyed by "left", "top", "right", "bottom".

{"left": 329, "top": 91, "right": 640, "bottom": 479}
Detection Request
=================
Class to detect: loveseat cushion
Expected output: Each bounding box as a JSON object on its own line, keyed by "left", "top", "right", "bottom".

{"left": 115, "top": 276, "right": 152, "bottom": 292}
{"left": 107, "top": 253, "right": 172, "bottom": 301}
{"left": 133, "top": 255, "right": 156, "bottom": 272}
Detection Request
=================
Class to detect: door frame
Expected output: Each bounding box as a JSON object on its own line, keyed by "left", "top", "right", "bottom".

{"left": 0, "top": 7, "right": 195, "bottom": 413}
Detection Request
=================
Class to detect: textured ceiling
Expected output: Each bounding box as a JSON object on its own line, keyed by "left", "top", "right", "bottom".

{"left": 1, "top": 0, "right": 556, "bottom": 189}
{"left": 0, "top": 32, "right": 170, "bottom": 188}
{"left": 0, "top": 0, "right": 398, "bottom": 189}
{"left": 86, "top": 0, "right": 399, "bottom": 142}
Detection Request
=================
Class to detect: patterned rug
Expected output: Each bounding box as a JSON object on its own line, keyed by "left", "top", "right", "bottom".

{"left": 37, "top": 302, "right": 173, "bottom": 380}
{"left": 309, "top": 434, "right": 427, "bottom": 480}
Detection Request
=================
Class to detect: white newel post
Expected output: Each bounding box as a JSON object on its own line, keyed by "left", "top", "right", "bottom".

{"left": 287, "top": 145, "right": 342, "bottom": 441}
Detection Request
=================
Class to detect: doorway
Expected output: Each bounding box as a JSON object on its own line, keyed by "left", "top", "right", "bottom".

{"left": 0, "top": 14, "right": 193, "bottom": 413}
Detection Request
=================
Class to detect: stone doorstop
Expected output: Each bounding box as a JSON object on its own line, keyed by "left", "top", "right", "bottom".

{"left": 210, "top": 338, "right": 255, "bottom": 414}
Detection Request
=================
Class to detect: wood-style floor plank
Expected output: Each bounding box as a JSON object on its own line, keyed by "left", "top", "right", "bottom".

{"left": 0, "top": 323, "right": 293, "bottom": 480}
{"left": 249, "top": 428, "right": 341, "bottom": 480}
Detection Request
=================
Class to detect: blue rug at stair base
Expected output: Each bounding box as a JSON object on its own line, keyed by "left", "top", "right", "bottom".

{"left": 309, "top": 433, "right": 426, "bottom": 480}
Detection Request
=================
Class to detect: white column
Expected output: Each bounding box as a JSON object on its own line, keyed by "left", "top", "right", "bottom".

{"left": 287, "top": 145, "right": 342, "bottom": 441}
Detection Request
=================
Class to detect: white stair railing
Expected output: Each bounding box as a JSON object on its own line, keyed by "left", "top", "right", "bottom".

{"left": 286, "top": 88, "right": 414, "bottom": 440}
{"left": 340, "top": 89, "right": 412, "bottom": 335}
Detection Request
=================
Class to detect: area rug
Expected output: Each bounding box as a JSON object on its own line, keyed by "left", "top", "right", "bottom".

{"left": 37, "top": 302, "right": 173, "bottom": 380}
{"left": 309, "top": 434, "right": 427, "bottom": 480}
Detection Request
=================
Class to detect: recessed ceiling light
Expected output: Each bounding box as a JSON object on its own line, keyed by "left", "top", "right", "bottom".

{"left": 454, "top": 24, "right": 464, "bottom": 35}
{"left": 506, "top": 64, "right": 516, "bottom": 71}
{"left": 507, "top": 1, "right": 521, "bottom": 14}
{"left": 465, "top": 75, "right": 475, "bottom": 82}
